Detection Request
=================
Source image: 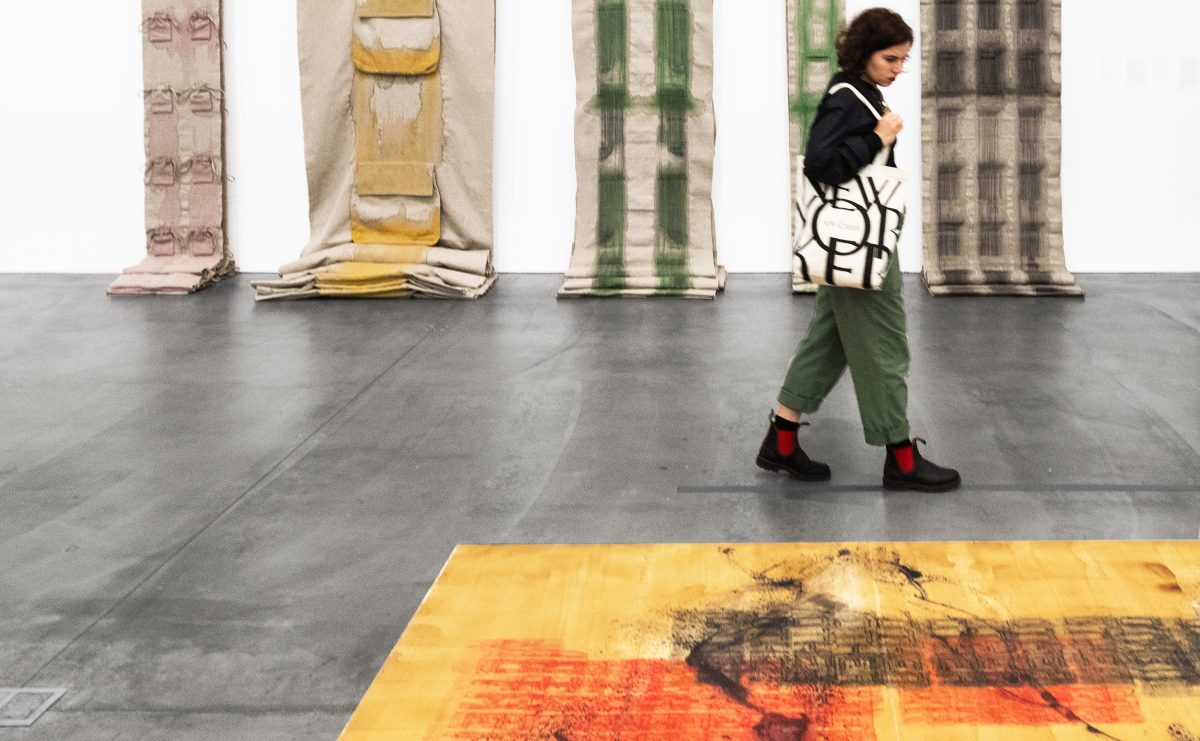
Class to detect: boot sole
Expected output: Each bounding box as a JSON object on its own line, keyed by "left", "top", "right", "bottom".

{"left": 882, "top": 476, "right": 961, "bottom": 493}
{"left": 756, "top": 455, "right": 832, "bottom": 482}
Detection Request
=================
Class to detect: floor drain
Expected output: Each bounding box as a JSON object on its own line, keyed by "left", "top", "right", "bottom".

{"left": 0, "top": 689, "right": 66, "bottom": 727}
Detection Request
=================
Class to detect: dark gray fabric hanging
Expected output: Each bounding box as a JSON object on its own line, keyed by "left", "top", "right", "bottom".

{"left": 920, "top": 0, "right": 1082, "bottom": 296}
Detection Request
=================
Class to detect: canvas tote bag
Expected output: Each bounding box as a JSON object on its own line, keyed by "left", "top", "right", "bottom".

{"left": 793, "top": 83, "right": 906, "bottom": 291}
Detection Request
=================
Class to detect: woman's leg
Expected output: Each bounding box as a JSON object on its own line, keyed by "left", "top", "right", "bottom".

{"left": 825, "top": 260, "right": 911, "bottom": 446}
{"left": 827, "top": 262, "right": 959, "bottom": 490}
{"left": 758, "top": 287, "right": 844, "bottom": 480}
{"left": 777, "top": 286, "right": 850, "bottom": 416}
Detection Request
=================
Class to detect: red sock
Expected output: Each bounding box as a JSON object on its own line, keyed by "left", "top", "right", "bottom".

{"left": 891, "top": 444, "right": 915, "bottom": 473}
{"left": 777, "top": 429, "right": 796, "bottom": 456}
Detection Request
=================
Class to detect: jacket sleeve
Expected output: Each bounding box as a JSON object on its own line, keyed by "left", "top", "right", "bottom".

{"left": 803, "top": 91, "right": 885, "bottom": 186}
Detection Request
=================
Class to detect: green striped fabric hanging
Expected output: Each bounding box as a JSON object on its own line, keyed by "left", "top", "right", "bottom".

{"left": 788, "top": 0, "right": 842, "bottom": 294}
{"left": 562, "top": 0, "right": 724, "bottom": 298}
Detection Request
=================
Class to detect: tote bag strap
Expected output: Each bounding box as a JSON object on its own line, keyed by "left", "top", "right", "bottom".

{"left": 828, "top": 82, "right": 891, "bottom": 167}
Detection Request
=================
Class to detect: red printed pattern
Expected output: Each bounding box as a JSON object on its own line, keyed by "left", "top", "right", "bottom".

{"left": 444, "top": 641, "right": 1146, "bottom": 739}
{"left": 899, "top": 684, "right": 1142, "bottom": 726}
{"left": 447, "top": 641, "right": 877, "bottom": 740}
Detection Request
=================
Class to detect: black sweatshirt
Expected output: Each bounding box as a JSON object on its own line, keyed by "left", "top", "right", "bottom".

{"left": 803, "top": 71, "right": 897, "bottom": 186}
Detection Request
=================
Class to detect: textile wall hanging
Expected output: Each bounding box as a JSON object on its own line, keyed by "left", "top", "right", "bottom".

{"left": 560, "top": 0, "right": 725, "bottom": 298}
{"left": 921, "top": 0, "right": 1082, "bottom": 296}
{"left": 788, "top": 0, "right": 843, "bottom": 294}
{"left": 110, "top": 0, "right": 234, "bottom": 295}
{"left": 338, "top": 541, "right": 1200, "bottom": 739}
{"left": 252, "top": 0, "right": 495, "bottom": 301}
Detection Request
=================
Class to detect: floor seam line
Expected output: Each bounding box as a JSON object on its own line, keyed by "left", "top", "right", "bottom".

{"left": 1149, "top": 304, "right": 1200, "bottom": 338}
{"left": 17, "top": 320, "right": 444, "bottom": 688}
{"left": 677, "top": 484, "right": 1200, "bottom": 494}
{"left": 44, "top": 706, "right": 360, "bottom": 716}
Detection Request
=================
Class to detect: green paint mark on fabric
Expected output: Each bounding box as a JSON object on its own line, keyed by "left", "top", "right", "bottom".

{"left": 656, "top": 169, "right": 688, "bottom": 246}
{"left": 596, "top": 1, "right": 629, "bottom": 110}
{"left": 597, "top": 2, "right": 627, "bottom": 83}
{"left": 655, "top": 167, "right": 689, "bottom": 291}
{"left": 654, "top": 0, "right": 693, "bottom": 113}
{"left": 660, "top": 110, "right": 687, "bottom": 158}
{"left": 596, "top": 171, "right": 627, "bottom": 290}
{"left": 653, "top": 0, "right": 692, "bottom": 293}
{"left": 655, "top": 1, "right": 691, "bottom": 98}
{"left": 594, "top": 0, "right": 629, "bottom": 292}
{"left": 792, "top": 0, "right": 840, "bottom": 147}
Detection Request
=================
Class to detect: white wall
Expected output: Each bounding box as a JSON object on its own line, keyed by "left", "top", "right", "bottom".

{"left": 0, "top": 0, "right": 1197, "bottom": 275}
{"left": 0, "top": 2, "right": 147, "bottom": 274}
{"left": 1060, "top": 0, "right": 1200, "bottom": 272}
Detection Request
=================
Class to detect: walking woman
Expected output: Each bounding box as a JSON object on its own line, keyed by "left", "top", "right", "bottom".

{"left": 757, "top": 8, "right": 960, "bottom": 492}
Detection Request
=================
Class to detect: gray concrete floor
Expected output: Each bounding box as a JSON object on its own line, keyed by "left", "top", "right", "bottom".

{"left": 1, "top": 273, "right": 1197, "bottom": 739}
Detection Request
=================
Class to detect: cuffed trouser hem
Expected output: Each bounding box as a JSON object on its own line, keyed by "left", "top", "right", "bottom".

{"left": 778, "top": 388, "right": 823, "bottom": 415}
{"left": 863, "top": 422, "right": 911, "bottom": 447}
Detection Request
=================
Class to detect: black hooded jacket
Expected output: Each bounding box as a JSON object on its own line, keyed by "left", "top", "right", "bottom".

{"left": 803, "top": 71, "right": 896, "bottom": 186}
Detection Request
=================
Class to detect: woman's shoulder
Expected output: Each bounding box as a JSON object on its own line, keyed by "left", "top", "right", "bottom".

{"left": 819, "top": 73, "right": 863, "bottom": 110}
{"left": 825, "top": 72, "right": 880, "bottom": 97}
{"left": 821, "top": 73, "right": 884, "bottom": 114}
{"left": 823, "top": 71, "right": 852, "bottom": 92}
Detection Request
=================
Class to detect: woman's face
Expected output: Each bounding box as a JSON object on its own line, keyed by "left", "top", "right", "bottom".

{"left": 864, "top": 43, "right": 912, "bottom": 87}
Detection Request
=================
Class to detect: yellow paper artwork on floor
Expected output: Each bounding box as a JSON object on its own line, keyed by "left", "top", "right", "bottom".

{"left": 340, "top": 541, "right": 1200, "bottom": 740}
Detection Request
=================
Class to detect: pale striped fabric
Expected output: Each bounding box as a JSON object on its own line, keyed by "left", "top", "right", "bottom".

{"left": 252, "top": 0, "right": 495, "bottom": 301}
{"left": 110, "top": 0, "right": 235, "bottom": 296}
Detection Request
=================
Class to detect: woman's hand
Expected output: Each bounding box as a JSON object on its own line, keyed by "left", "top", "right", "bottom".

{"left": 874, "top": 112, "right": 904, "bottom": 146}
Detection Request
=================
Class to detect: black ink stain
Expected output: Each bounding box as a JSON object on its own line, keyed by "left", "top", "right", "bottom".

{"left": 685, "top": 640, "right": 750, "bottom": 706}
{"left": 680, "top": 609, "right": 810, "bottom": 738}
{"left": 753, "top": 711, "right": 810, "bottom": 740}
{"left": 681, "top": 551, "right": 1147, "bottom": 741}
{"left": 718, "top": 546, "right": 807, "bottom": 595}
{"left": 759, "top": 577, "right": 805, "bottom": 591}
{"left": 892, "top": 556, "right": 929, "bottom": 601}
{"left": 1169, "top": 723, "right": 1198, "bottom": 741}
{"left": 895, "top": 561, "right": 923, "bottom": 581}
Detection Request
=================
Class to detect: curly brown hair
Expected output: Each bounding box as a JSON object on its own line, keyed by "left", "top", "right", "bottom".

{"left": 836, "top": 8, "right": 914, "bottom": 77}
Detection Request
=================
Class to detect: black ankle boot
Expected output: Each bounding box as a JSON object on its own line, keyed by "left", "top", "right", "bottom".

{"left": 756, "top": 414, "right": 831, "bottom": 481}
{"left": 883, "top": 437, "right": 961, "bottom": 492}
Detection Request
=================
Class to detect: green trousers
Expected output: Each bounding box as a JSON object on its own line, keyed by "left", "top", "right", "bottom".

{"left": 778, "top": 259, "right": 910, "bottom": 446}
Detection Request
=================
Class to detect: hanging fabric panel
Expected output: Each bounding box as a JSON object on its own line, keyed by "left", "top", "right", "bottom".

{"left": 110, "top": 0, "right": 235, "bottom": 296}
{"left": 920, "top": 0, "right": 1081, "bottom": 296}
{"left": 252, "top": 0, "right": 495, "bottom": 301}
{"left": 787, "top": 0, "right": 843, "bottom": 294}
{"left": 560, "top": 0, "right": 724, "bottom": 299}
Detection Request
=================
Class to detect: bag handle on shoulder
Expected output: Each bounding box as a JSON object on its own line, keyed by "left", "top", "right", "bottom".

{"left": 828, "top": 82, "right": 883, "bottom": 120}
{"left": 828, "top": 82, "right": 891, "bottom": 167}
